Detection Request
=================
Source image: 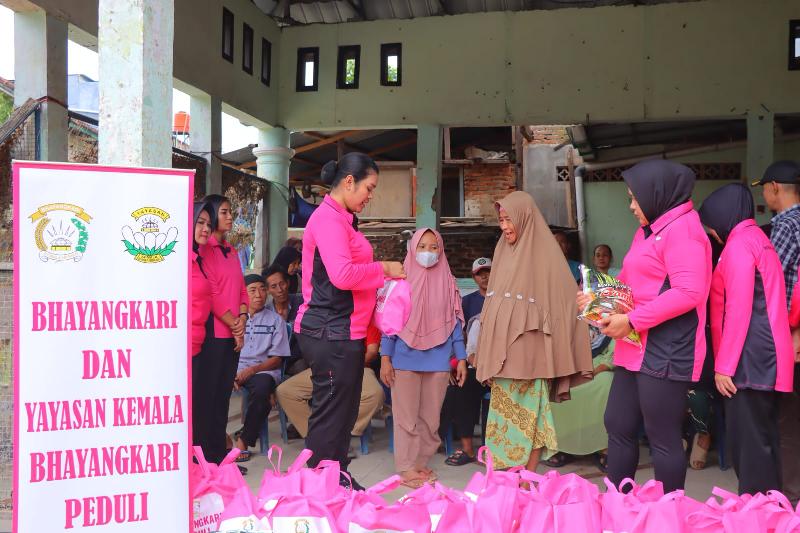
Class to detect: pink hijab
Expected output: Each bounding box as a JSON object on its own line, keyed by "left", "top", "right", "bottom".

{"left": 397, "top": 228, "right": 465, "bottom": 351}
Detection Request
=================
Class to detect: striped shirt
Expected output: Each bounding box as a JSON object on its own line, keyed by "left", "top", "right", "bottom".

{"left": 770, "top": 204, "right": 800, "bottom": 308}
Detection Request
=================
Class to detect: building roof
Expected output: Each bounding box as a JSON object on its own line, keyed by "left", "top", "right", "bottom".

{"left": 258, "top": 0, "right": 699, "bottom": 25}
{"left": 222, "top": 126, "right": 512, "bottom": 183}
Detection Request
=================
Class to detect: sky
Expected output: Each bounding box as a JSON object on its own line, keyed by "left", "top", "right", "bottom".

{"left": 0, "top": 5, "right": 258, "bottom": 153}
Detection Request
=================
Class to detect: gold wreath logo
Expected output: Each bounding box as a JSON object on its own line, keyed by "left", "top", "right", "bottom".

{"left": 29, "top": 203, "right": 91, "bottom": 262}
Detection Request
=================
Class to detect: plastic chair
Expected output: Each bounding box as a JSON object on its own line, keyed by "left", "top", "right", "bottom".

{"left": 359, "top": 423, "right": 373, "bottom": 455}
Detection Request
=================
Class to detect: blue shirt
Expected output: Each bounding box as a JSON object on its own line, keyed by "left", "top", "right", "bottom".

{"left": 568, "top": 259, "right": 582, "bottom": 283}
{"left": 462, "top": 291, "right": 485, "bottom": 322}
{"left": 381, "top": 324, "right": 467, "bottom": 372}
{"left": 238, "top": 306, "right": 291, "bottom": 382}
{"left": 770, "top": 204, "right": 800, "bottom": 308}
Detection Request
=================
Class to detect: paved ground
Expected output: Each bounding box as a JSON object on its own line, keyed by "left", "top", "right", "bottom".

{"left": 231, "top": 406, "right": 739, "bottom": 504}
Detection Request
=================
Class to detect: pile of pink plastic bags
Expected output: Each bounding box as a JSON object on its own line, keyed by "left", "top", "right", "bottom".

{"left": 191, "top": 445, "right": 800, "bottom": 532}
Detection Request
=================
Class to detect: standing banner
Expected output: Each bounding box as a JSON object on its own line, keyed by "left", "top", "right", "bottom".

{"left": 12, "top": 161, "right": 193, "bottom": 532}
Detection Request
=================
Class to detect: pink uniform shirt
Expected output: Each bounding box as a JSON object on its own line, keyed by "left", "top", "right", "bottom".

{"left": 201, "top": 235, "right": 248, "bottom": 339}
{"left": 617, "top": 202, "right": 712, "bottom": 381}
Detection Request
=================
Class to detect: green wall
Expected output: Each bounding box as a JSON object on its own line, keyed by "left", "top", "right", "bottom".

{"left": 279, "top": 0, "right": 800, "bottom": 130}
{"left": 583, "top": 180, "right": 739, "bottom": 270}
{"left": 584, "top": 137, "right": 800, "bottom": 264}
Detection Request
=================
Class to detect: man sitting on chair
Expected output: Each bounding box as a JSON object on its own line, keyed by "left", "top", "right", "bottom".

{"left": 276, "top": 323, "right": 384, "bottom": 442}
{"left": 232, "top": 273, "right": 291, "bottom": 462}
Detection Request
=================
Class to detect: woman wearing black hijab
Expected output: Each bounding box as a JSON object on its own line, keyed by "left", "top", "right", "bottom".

{"left": 579, "top": 159, "right": 712, "bottom": 492}
{"left": 268, "top": 246, "right": 302, "bottom": 294}
{"left": 699, "top": 184, "right": 795, "bottom": 495}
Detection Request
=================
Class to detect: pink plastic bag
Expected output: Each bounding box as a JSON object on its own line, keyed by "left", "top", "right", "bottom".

{"left": 256, "top": 445, "right": 313, "bottom": 513}
{"left": 349, "top": 500, "right": 433, "bottom": 533}
{"left": 266, "top": 495, "right": 340, "bottom": 533}
{"left": 629, "top": 491, "right": 692, "bottom": 533}
{"left": 300, "top": 459, "right": 347, "bottom": 501}
{"left": 687, "top": 487, "right": 796, "bottom": 533}
{"left": 518, "top": 470, "right": 602, "bottom": 532}
{"left": 600, "top": 478, "right": 666, "bottom": 532}
{"left": 191, "top": 447, "right": 256, "bottom": 533}
{"left": 374, "top": 278, "right": 412, "bottom": 335}
{"left": 334, "top": 475, "right": 405, "bottom": 532}
{"left": 461, "top": 446, "right": 521, "bottom": 533}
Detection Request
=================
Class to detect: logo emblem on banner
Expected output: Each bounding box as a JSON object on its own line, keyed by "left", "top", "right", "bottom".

{"left": 121, "top": 207, "right": 179, "bottom": 263}
{"left": 29, "top": 203, "right": 92, "bottom": 262}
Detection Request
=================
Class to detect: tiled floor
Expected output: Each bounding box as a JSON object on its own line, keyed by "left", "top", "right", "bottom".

{"left": 231, "top": 408, "right": 739, "bottom": 504}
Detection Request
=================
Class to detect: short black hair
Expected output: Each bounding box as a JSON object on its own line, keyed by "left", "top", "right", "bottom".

{"left": 262, "top": 264, "right": 289, "bottom": 283}
{"left": 244, "top": 273, "right": 265, "bottom": 287}
{"left": 593, "top": 244, "right": 613, "bottom": 257}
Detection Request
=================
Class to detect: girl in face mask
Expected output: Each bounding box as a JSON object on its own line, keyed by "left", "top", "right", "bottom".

{"left": 380, "top": 228, "right": 468, "bottom": 488}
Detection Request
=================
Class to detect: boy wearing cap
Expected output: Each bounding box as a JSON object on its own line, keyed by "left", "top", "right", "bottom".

{"left": 754, "top": 160, "right": 800, "bottom": 307}
{"left": 232, "top": 274, "right": 291, "bottom": 461}
{"left": 462, "top": 258, "right": 492, "bottom": 322}
{"left": 753, "top": 160, "right": 800, "bottom": 503}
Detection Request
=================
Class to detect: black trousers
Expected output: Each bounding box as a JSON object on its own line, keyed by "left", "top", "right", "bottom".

{"left": 779, "top": 365, "right": 800, "bottom": 504}
{"left": 439, "top": 368, "right": 486, "bottom": 441}
{"left": 604, "top": 367, "right": 689, "bottom": 493}
{"left": 240, "top": 373, "right": 278, "bottom": 447}
{"left": 192, "top": 336, "right": 237, "bottom": 464}
{"left": 727, "top": 388, "right": 782, "bottom": 495}
{"left": 297, "top": 333, "right": 365, "bottom": 469}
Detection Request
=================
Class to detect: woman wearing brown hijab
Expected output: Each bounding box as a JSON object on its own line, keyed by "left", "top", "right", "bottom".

{"left": 475, "top": 191, "right": 593, "bottom": 470}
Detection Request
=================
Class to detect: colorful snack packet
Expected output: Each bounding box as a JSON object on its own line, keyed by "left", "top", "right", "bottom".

{"left": 578, "top": 266, "right": 642, "bottom": 348}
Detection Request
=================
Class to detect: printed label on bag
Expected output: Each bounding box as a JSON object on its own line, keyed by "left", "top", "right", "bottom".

{"left": 193, "top": 492, "right": 225, "bottom": 533}
{"left": 217, "top": 514, "right": 272, "bottom": 532}
{"left": 349, "top": 525, "right": 414, "bottom": 533}
{"left": 272, "top": 516, "right": 334, "bottom": 533}
{"left": 375, "top": 280, "right": 396, "bottom": 313}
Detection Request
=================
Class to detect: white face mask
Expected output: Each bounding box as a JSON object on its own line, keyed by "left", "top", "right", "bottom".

{"left": 415, "top": 251, "right": 440, "bottom": 268}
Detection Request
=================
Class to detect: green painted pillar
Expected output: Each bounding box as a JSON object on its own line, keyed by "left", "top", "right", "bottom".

{"left": 747, "top": 110, "right": 775, "bottom": 225}
{"left": 14, "top": 11, "right": 68, "bottom": 162}
{"left": 98, "top": 0, "right": 174, "bottom": 167}
{"left": 254, "top": 127, "right": 294, "bottom": 263}
{"left": 415, "top": 124, "right": 443, "bottom": 229}
{"left": 190, "top": 93, "right": 222, "bottom": 195}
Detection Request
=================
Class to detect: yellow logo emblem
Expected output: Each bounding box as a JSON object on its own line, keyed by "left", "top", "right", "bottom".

{"left": 29, "top": 203, "right": 92, "bottom": 262}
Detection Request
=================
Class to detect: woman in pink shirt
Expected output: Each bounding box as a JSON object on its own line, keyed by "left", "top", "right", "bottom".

{"left": 199, "top": 194, "right": 249, "bottom": 465}
{"left": 295, "top": 152, "right": 404, "bottom": 490}
{"left": 191, "top": 200, "right": 214, "bottom": 456}
{"left": 580, "top": 160, "right": 712, "bottom": 493}
{"left": 699, "top": 183, "right": 794, "bottom": 494}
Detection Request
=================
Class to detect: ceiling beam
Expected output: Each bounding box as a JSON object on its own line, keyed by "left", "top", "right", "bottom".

{"left": 303, "top": 130, "right": 394, "bottom": 157}
{"left": 290, "top": 135, "right": 419, "bottom": 182}
{"left": 294, "top": 130, "right": 360, "bottom": 154}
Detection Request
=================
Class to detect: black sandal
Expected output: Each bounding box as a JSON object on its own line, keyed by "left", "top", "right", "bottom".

{"left": 543, "top": 452, "right": 574, "bottom": 468}
{"left": 445, "top": 450, "right": 476, "bottom": 466}
{"left": 593, "top": 452, "right": 608, "bottom": 473}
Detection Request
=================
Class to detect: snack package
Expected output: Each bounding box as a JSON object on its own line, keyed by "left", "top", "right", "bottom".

{"left": 578, "top": 266, "right": 642, "bottom": 349}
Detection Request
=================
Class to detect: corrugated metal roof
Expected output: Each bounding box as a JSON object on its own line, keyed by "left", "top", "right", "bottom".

{"left": 257, "top": 0, "right": 700, "bottom": 25}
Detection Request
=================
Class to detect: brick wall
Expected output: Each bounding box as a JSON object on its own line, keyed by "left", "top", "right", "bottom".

{"left": 463, "top": 163, "right": 516, "bottom": 219}
{"left": 528, "top": 125, "right": 570, "bottom": 145}
{"left": 365, "top": 226, "right": 500, "bottom": 278}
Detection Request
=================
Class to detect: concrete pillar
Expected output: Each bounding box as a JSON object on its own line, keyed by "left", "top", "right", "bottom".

{"left": 415, "top": 124, "right": 443, "bottom": 229}
{"left": 747, "top": 110, "right": 775, "bottom": 225}
{"left": 98, "top": 0, "right": 174, "bottom": 168}
{"left": 253, "top": 127, "right": 294, "bottom": 263}
{"left": 13, "top": 10, "right": 68, "bottom": 162}
{"left": 190, "top": 93, "right": 222, "bottom": 194}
